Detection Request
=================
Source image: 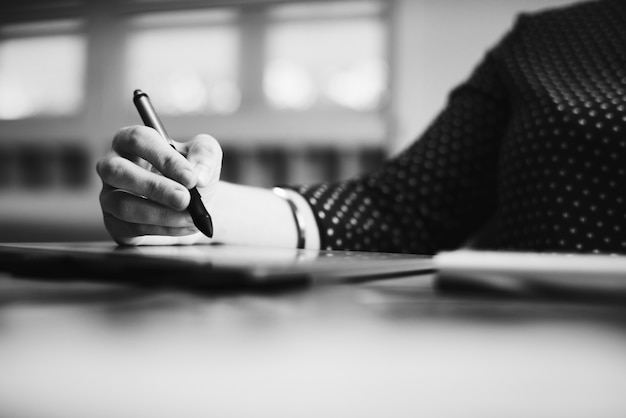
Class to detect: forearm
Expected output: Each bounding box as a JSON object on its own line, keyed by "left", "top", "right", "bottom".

{"left": 201, "top": 181, "right": 320, "bottom": 249}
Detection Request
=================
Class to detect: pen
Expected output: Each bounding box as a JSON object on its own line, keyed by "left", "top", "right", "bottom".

{"left": 132, "top": 89, "right": 214, "bottom": 238}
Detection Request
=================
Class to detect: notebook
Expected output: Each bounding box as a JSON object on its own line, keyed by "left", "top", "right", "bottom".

{"left": 0, "top": 241, "right": 434, "bottom": 289}
{"left": 434, "top": 249, "right": 626, "bottom": 297}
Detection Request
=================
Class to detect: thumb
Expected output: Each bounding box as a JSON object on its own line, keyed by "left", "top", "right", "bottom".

{"left": 181, "top": 134, "right": 223, "bottom": 188}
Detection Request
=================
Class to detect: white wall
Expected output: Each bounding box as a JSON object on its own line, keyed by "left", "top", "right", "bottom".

{"left": 390, "top": 0, "right": 578, "bottom": 155}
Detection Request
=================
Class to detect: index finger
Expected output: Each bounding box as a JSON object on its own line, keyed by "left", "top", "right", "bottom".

{"left": 112, "top": 126, "right": 197, "bottom": 188}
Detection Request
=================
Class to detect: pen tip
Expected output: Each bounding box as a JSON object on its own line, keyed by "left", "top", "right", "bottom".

{"left": 194, "top": 215, "right": 214, "bottom": 238}
{"left": 133, "top": 89, "right": 144, "bottom": 97}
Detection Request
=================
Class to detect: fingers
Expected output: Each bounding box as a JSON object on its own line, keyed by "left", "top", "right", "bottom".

{"left": 114, "top": 234, "right": 205, "bottom": 246}
{"left": 180, "top": 134, "right": 223, "bottom": 188}
{"left": 103, "top": 212, "right": 197, "bottom": 240}
{"left": 97, "top": 127, "right": 223, "bottom": 245}
{"left": 112, "top": 126, "right": 198, "bottom": 188}
{"left": 100, "top": 187, "right": 194, "bottom": 227}
{"left": 103, "top": 212, "right": 203, "bottom": 246}
{"left": 97, "top": 153, "right": 191, "bottom": 211}
{"left": 100, "top": 189, "right": 202, "bottom": 245}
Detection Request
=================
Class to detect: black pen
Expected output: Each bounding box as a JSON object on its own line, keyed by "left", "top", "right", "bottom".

{"left": 132, "top": 89, "right": 214, "bottom": 238}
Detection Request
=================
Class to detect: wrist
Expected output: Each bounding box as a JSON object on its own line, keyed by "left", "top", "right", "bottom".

{"left": 272, "top": 187, "right": 320, "bottom": 250}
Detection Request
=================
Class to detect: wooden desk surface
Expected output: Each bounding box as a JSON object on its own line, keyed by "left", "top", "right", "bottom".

{"left": 0, "top": 272, "right": 624, "bottom": 418}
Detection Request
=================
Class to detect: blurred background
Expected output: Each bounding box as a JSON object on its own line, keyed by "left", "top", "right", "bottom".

{"left": 0, "top": 0, "right": 574, "bottom": 242}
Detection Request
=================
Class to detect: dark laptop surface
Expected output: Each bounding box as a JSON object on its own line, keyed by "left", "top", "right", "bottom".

{"left": 0, "top": 241, "right": 434, "bottom": 289}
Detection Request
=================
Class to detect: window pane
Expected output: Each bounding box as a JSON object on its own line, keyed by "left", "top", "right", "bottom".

{"left": 0, "top": 22, "right": 86, "bottom": 120}
{"left": 124, "top": 10, "right": 241, "bottom": 116}
{"left": 268, "top": 1, "right": 385, "bottom": 19}
{"left": 265, "top": 2, "right": 388, "bottom": 112}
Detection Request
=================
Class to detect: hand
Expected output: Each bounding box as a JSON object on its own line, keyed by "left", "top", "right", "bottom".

{"left": 96, "top": 126, "right": 223, "bottom": 245}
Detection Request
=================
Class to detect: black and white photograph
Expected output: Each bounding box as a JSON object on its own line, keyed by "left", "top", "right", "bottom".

{"left": 0, "top": 0, "right": 625, "bottom": 417}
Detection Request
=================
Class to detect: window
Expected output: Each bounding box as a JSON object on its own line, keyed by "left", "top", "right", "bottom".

{"left": 0, "top": 0, "right": 391, "bottom": 237}
{"left": 0, "top": 19, "right": 86, "bottom": 120}
{"left": 124, "top": 9, "right": 241, "bottom": 116}
{"left": 264, "top": 2, "right": 388, "bottom": 112}
{"left": 117, "top": 0, "right": 390, "bottom": 186}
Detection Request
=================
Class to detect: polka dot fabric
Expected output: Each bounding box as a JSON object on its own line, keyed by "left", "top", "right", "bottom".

{"left": 292, "top": 0, "right": 626, "bottom": 255}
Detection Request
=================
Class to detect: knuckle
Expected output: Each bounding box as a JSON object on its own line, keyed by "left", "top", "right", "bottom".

{"left": 96, "top": 158, "right": 123, "bottom": 183}
{"left": 159, "top": 151, "right": 181, "bottom": 175}
{"left": 124, "top": 126, "right": 144, "bottom": 151}
{"left": 112, "top": 127, "right": 133, "bottom": 150}
{"left": 111, "top": 131, "right": 124, "bottom": 150}
{"left": 110, "top": 194, "right": 133, "bottom": 219}
{"left": 143, "top": 177, "right": 162, "bottom": 200}
{"left": 101, "top": 190, "right": 134, "bottom": 221}
{"left": 113, "top": 126, "right": 150, "bottom": 154}
{"left": 145, "top": 177, "right": 176, "bottom": 208}
{"left": 95, "top": 159, "right": 105, "bottom": 178}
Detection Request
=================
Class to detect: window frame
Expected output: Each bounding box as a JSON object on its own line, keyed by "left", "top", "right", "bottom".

{"left": 0, "top": 0, "right": 393, "bottom": 147}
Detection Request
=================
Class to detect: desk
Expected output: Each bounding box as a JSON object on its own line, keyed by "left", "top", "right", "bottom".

{"left": 0, "top": 271, "right": 625, "bottom": 418}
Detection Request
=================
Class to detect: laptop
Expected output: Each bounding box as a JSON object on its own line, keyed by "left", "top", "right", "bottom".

{"left": 0, "top": 241, "right": 434, "bottom": 289}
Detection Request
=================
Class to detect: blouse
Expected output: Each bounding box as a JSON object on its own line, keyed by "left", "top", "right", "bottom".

{"left": 292, "top": 0, "right": 626, "bottom": 255}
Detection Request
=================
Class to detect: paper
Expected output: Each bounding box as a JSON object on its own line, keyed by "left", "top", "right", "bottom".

{"left": 433, "top": 250, "right": 626, "bottom": 295}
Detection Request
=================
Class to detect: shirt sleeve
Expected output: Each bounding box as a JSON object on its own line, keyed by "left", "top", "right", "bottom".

{"left": 289, "top": 36, "right": 513, "bottom": 255}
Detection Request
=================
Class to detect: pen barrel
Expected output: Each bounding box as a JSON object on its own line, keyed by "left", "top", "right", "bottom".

{"left": 133, "top": 89, "right": 213, "bottom": 238}
{"left": 133, "top": 91, "right": 171, "bottom": 142}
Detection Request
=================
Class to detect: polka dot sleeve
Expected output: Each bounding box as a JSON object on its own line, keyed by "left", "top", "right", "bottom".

{"left": 287, "top": 1, "right": 626, "bottom": 255}
{"left": 290, "top": 45, "right": 510, "bottom": 255}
